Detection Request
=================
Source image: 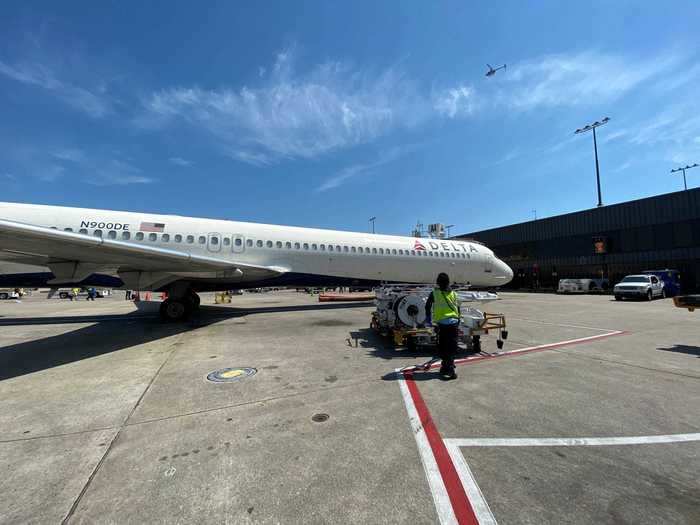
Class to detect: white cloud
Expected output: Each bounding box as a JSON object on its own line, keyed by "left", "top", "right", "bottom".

{"left": 433, "top": 85, "right": 476, "bottom": 118}
{"left": 52, "top": 148, "right": 85, "bottom": 162}
{"left": 90, "top": 159, "right": 154, "bottom": 186}
{"left": 612, "top": 160, "right": 633, "bottom": 173}
{"left": 499, "top": 51, "right": 683, "bottom": 111}
{"left": 316, "top": 145, "right": 417, "bottom": 192}
{"left": 143, "top": 49, "right": 430, "bottom": 164}
{"left": 168, "top": 157, "right": 193, "bottom": 167}
{"left": 0, "top": 60, "right": 111, "bottom": 118}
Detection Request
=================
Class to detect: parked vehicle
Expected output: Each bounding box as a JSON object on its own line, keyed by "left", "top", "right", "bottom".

{"left": 0, "top": 289, "right": 20, "bottom": 300}
{"left": 614, "top": 274, "right": 665, "bottom": 301}
{"left": 642, "top": 269, "right": 681, "bottom": 297}
{"left": 55, "top": 288, "right": 111, "bottom": 299}
{"left": 558, "top": 278, "right": 609, "bottom": 294}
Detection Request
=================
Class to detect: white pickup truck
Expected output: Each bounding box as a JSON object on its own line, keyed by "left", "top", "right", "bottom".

{"left": 614, "top": 274, "right": 665, "bottom": 301}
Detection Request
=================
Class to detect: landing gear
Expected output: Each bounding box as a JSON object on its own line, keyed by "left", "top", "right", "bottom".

{"left": 159, "top": 286, "right": 200, "bottom": 321}
{"left": 160, "top": 298, "right": 191, "bottom": 321}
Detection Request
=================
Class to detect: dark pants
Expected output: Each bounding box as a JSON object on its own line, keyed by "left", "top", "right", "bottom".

{"left": 437, "top": 323, "right": 458, "bottom": 373}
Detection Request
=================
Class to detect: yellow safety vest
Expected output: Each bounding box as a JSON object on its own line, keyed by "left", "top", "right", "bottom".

{"left": 432, "top": 288, "right": 459, "bottom": 322}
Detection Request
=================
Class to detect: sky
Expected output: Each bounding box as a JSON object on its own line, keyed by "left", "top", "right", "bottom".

{"left": 1, "top": 1, "right": 699, "bottom": 236}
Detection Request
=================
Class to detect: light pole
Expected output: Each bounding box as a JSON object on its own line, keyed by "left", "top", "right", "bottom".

{"left": 575, "top": 117, "right": 610, "bottom": 207}
{"left": 671, "top": 163, "right": 698, "bottom": 191}
{"left": 369, "top": 216, "right": 376, "bottom": 234}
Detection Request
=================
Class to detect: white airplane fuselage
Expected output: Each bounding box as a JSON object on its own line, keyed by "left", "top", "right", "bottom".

{"left": 0, "top": 202, "right": 513, "bottom": 290}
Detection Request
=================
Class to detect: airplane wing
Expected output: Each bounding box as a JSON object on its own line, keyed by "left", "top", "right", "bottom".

{"left": 0, "top": 218, "right": 285, "bottom": 281}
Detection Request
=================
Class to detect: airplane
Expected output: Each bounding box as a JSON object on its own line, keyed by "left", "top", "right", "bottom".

{"left": 486, "top": 63, "right": 506, "bottom": 77}
{"left": 0, "top": 202, "right": 513, "bottom": 321}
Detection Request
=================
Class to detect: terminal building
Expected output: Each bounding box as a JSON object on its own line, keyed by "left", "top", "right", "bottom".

{"left": 456, "top": 187, "right": 700, "bottom": 292}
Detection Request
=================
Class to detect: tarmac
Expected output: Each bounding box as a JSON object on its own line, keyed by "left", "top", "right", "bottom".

{"left": 0, "top": 290, "right": 698, "bottom": 524}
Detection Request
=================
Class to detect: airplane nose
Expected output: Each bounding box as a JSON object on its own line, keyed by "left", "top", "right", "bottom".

{"left": 504, "top": 262, "right": 514, "bottom": 283}
{"left": 496, "top": 260, "right": 513, "bottom": 285}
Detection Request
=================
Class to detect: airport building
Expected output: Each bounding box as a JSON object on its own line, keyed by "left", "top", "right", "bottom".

{"left": 456, "top": 187, "right": 700, "bottom": 292}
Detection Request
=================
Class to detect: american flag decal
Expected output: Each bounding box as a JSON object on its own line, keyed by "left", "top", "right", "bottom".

{"left": 414, "top": 240, "right": 426, "bottom": 251}
{"left": 140, "top": 222, "right": 165, "bottom": 232}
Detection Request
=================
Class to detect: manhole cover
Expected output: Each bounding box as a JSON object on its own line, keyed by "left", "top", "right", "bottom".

{"left": 207, "top": 367, "right": 257, "bottom": 383}
{"left": 311, "top": 413, "right": 330, "bottom": 423}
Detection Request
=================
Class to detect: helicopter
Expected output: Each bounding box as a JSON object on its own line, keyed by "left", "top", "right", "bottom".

{"left": 486, "top": 63, "right": 506, "bottom": 77}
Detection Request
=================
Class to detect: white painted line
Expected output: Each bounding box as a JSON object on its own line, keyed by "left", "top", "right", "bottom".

{"left": 444, "top": 433, "right": 700, "bottom": 448}
{"left": 397, "top": 370, "right": 457, "bottom": 525}
{"left": 445, "top": 441, "right": 498, "bottom": 525}
{"left": 507, "top": 317, "right": 617, "bottom": 332}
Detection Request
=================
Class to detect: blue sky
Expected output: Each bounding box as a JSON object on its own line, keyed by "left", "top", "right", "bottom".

{"left": 1, "top": 1, "right": 699, "bottom": 236}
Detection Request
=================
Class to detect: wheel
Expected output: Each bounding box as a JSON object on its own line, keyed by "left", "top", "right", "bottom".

{"left": 496, "top": 339, "right": 504, "bottom": 349}
{"left": 501, "top": 330, "right": 508, "bottom": 340}
{"left": 59, "top": 292, "right": 69, "bottom": 299}
{"left": 647, "top": 289, "right": 653, "bottom": 301}
{"left": 0, "top": 293, "right": 7, "bottom": 300}
{"left": 615, "top": 295, "right": 622, "bottom": 301}
{"left": 159, "top": 299, "right": 191, "bottom": 321}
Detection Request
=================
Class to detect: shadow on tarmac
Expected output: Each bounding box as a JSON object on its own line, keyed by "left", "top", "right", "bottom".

{"left": 657, "top": 344, "right": 700, "bottom": 358}
{"left": 0, "top": 301, "right": 375, "bottom": 381}
{"left": 348, "top": 327, "right": 472, "bottom": 381}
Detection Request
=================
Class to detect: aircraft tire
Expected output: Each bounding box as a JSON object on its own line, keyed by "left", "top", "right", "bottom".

{"left": 160, "top": 298, "right": 191, "bottom": 321}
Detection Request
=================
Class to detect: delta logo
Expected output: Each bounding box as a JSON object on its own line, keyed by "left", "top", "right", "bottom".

{"left": 414, "top": 240, "right": 426, "bottom": 251}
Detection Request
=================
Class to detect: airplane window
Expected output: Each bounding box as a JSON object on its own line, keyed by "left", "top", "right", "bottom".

{"left": 79, "top": 228, "right": 88, "bottom": 234}
{"left": 93, "top": 230, "right": 103, "bottom": 237}
{"left": 174, "top": 234, "right": 182, "bottom": 242}
{"left": 136, "top": 232, "right": 145, "bottom": 241}
{"left": 366, "top": 247, "right": 370, "bottom": 253}
{"left": 411, "top": 250, "right": 416, "bottom": 255}
{"left": 328, "top": 245, "right": 333, "bottom": 251}
{"left": 162, "top": 234, "right": 170, "bottom": 242}
{"left": 211, "top": 236, "right": 219, "bottom": 245}
{"left": 149, "top": 233, "right": 158, "bottom": 241}
{"left": 64, "top": 227, "right": 73, "bottom": 232}
{"left": 223, "top": 237, "right": 231, "bottom": 246}
{"left": 257, "top": 240, "right": 263, "bottom": 247}
{"left": 266, "top": 241, "right": 273, "bottom": 248}
{"left": 186, "top": 235, "right": 194, "bottom": 243}
{"left": 351, "top": 247, "right": 356, "bottom": 253}
{"left": 51, "top": 226, "right": 58, "bottom": 229}
{"left": 108, "top": 231, "right": 117, "bottom": 239}
{"left": 246, "top": 239, "right": 253, "bottom": 247}
{"left": 372, "top": 248, "right": 377, "bottom": 254}
{"left": 399, "top": 249, "right": 403, "bottom": 255}
{"left": 392, "top": 249, "right": 397, "bottom": 255}
{"left": 303, "top": 243, "right": 309, "bottom": 250}
{"left": 286, "top": 242, "right": 292, "bottom": 249}
{"left": 379, "top": 248, "right": 384, "bottom": 254}
{"left": 276, "top": 241, "right": 283, "bottom": 248}
{"left": 358, "top": 247, "right": 363, "bottom": 253}
{"left": 197, "top": 236, "right": 205, "bottom": 244}
{"left": 343, "top": 246, "right": 348, "bottom": 252}
{"left": 294, "top": 242, "right": 300, "bottom": 249}
{"left": 312, "top": 244, "right": 318, "bottom": 250}
{"left": 122, "top": 231, "right": 131, "bottom": 240}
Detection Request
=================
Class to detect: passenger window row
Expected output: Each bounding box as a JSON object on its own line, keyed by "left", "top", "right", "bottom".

{"left": 65, "top": 227, "right": 468, "bottom": 258}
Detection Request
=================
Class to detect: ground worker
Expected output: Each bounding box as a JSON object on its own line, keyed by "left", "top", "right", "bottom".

{"left": 425, "top": 272, "right": 460, "bottom": 380}
{"left": 71, "top": 287, "right": 81, "bottom": 301}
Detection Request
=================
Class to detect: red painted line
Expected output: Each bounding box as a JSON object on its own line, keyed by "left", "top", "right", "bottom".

{"left": 400, "top": 329, "right": 628, "bottom": 523}
{"left": 403, "top": 370, "right": 479, "bottom": 525}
